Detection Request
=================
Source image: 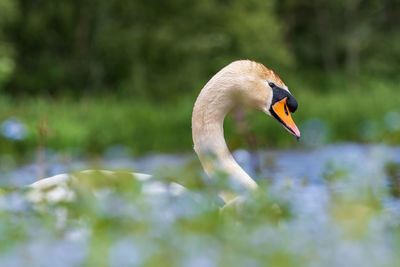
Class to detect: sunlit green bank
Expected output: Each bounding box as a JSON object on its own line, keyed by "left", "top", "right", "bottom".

{"left": 0, "top": 76, "right": 398, "bottom": 159}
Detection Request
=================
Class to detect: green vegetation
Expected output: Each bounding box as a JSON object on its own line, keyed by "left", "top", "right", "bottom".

{"left": 0, "top": 166, "right": 399, "bottom": 266}
{"left": 0, "top": 75, "right": 398, "bottom": 159}
{"left": 0, "top": 0, "right": 397, "bottom": 158}
{"left": 1, "top": 0, "right": 399, "bottom": 99}
{"left": 4, "top": 0, "right": 291, "bottom": 98}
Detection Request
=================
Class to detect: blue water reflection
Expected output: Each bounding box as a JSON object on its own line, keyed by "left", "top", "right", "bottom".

{"left": 1, "top": 143, "right": 400, "bottom": 266}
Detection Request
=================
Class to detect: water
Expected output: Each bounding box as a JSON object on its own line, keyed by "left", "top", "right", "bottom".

{"left": 6, "top": 143, "right": 400, "bottom": 185}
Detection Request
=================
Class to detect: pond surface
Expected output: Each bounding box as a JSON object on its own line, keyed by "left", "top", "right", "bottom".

{"left": 5, "top": 143, "right": 400, "bottom": 187}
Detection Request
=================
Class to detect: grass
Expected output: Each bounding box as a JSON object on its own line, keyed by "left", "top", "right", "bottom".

{"left": 0, "top": 76, "right": 398, "bottom": 161}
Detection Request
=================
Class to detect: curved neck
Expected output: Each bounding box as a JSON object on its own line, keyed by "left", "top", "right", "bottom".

{"left": 192, "top": 74, "right": 258, "bottom": 201}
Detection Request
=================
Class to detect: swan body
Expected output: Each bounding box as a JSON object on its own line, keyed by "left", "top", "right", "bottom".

{"left": 28, "top": 170, "right": 185, "bottom": 203}
{"left": 29, "top": 60, "right": 300, "bottom": 204}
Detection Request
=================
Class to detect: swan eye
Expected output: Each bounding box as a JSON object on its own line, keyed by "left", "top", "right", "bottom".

{"left": 268, "top": 82, "right": 276, "bottom": 88}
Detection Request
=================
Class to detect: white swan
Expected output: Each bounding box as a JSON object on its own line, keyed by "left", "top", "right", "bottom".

{"left": 28, "top": 60, "right": 300, "bottom": 204}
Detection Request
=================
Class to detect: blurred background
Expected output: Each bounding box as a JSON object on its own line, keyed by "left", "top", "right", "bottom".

{"left": 1, "top": 1, "right": 400, "bottom": 266}
{"left": 0, "top": 0, "right": 398, "bottom": 165}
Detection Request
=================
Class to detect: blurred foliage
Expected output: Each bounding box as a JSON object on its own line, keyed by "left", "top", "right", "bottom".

{"left": 0, "top": 0, "right": 398, "bottom": 156}
{"left": 0, "top": 75, "right": 399, "bottom": 158}
{"left": 2, "top": 0, "right": 398, "bottom": 98}
{"left": 0, "top": 167, "right": 398, "bottom": 266}
{"left": 386, "top": 162, "right": 400, "bottom": 198}
{"left": 277, "top": 0, "right": 400, "bottom": 76}
{"left": 4, "top": 0, "right": 292, "bottom": 99}
{"left": 0, "top": 0, "right": 17, "bottom": 88}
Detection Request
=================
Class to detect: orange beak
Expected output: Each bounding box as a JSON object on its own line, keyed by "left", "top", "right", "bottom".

{"left": 271, "top": 97, "right": 301, "bottom": 140}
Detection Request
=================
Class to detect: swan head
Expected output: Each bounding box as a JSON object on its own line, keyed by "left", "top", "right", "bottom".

{"left": 265, "top": 81, "right": 300, "bottom": 139}
{"left": 233, "top": 60, "right": 300, "bottom": 139}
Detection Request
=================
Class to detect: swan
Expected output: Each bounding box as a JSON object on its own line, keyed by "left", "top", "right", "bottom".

{"left": 28, "top": 60, "right": 300, "bottom": 204}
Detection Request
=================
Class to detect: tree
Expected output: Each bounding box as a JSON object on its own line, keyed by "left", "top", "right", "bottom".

{"left": 0, "top": 0, "right": 17, "bottom": 88}
{"left": 5, "top": 0, "right": 293, "bottom": 100}
{"left": 277, "top": 0, "right": 400, "bottom": 78}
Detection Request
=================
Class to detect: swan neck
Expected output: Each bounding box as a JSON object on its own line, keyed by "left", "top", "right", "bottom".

{"left": 192, "top": 77, "right": 258, "bottom": 196}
